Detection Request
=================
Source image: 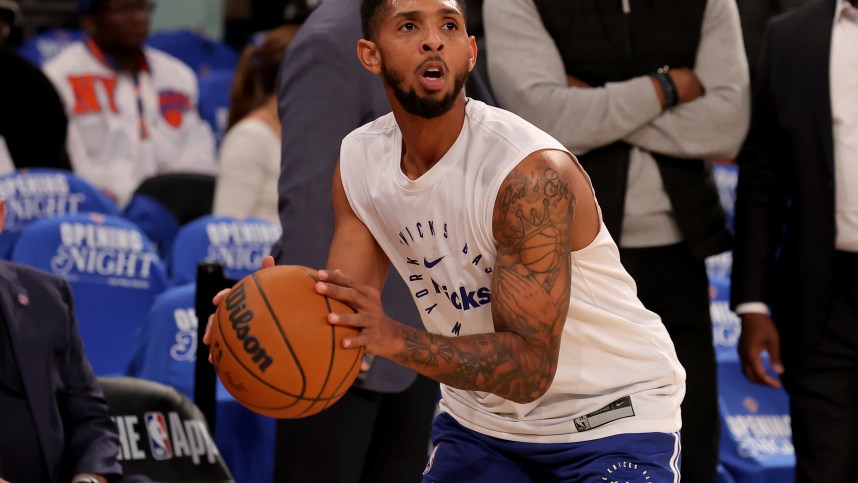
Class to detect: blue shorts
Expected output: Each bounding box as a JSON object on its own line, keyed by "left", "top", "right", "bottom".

{"left": 422, "top": 413, "right": 681, "bottom": 482}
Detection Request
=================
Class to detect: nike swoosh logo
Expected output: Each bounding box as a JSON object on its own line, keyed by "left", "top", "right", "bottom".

{"left": 423, "top": 256, "right": 446, "bottom": 269}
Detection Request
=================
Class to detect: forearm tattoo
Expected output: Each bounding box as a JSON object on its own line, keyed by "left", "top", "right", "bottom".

{"left": 392, "top": 153, "right": 575, "bottom": 403}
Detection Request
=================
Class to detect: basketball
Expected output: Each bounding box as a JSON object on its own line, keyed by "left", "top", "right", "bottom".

{"left": 209, "top": 265, "right": 364, "bottom": 419}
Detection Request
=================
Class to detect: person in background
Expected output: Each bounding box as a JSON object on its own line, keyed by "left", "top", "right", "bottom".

{"left": 732, "top": 0, "right": 858, "bottom": 480}
{"left": 43, "top": 0, "right": 218, "bottom": 206}
{"left": 484, "top": 1, "right": 749, "bottom": 481}
{"left": 736, "top": 0, "right": 811, "bottom": 78}
{"left": 0, "top": 196, "right": 123, "bottom": 483}
{"left": 212, "top": 25, "right": 299, "bottom": 224}
{"left": 0, "top": 0, "right": 72, "bottom": 173}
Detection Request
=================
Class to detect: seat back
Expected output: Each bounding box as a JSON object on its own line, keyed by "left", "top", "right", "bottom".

{"left": 11, "top": 213, "right": 167, "bottom": 375}
{"left": 17, "top": 29, "right": 84, "bottom": 66}
{"left": 99, "top": 376, "right": 234, "bottom": 482}
{"left": 121, "top": 194, "right": 181, "bottom": 260}
{"left": 127, "top": 283, "right": 198, "bottom": 398}
{"left": 169, "top": 215, "right": 281, "bottom": 285}
{"left": 718, "top": 360, "right": 795, "bottom": 483}
{"left": 197, "top": 69, "right": 234, "bottom": 146}
{"left": 134, "top": 173, "right": 216, "bottom": 226}
{"left": 147, "top": 30, "right": 238, "bottom": 77}
{"left": 0, "top": 168, "right": 118, "bottom": 259}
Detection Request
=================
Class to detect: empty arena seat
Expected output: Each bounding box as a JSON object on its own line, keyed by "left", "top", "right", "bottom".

{"left": 710, "top": 275, "right": 740, "bottom": 362}
{"left": 169, "top": 215, "right": 281, "bottom": 285}
{"left": 718, "top": 360, "right": 795, "bottom": 483}
{"left": 17, "top": 29, "right": 84, "bottom": 66}
{"left": 146, "top": 30, "right": 238, "bottom": 77}
{"left": 197, "top": 68, "right": 234, "bottom": 146}
{"left": 0, "top": 168, "right": 119, "bottom": 259}
{"left": 127, "top": 283, "right": 198, "bottom": 398}
{"left": 11, "top": 213, "right": 167, "bottom": 375}
{"left": 134, "top": 173, "right": 216, "bottom": 226}
{"left": 121, "top": 193, "right": 181, "bottom": 260}
{"left": 98, "top": 376, "right": 234, "bottom": 483}
{"left": 712, "top": 162, "right": 739, "bottom": 230}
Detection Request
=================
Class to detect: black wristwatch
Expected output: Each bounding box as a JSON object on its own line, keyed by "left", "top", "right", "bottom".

{"left": 653, "top": 65, "right": 679, "bottom": 110}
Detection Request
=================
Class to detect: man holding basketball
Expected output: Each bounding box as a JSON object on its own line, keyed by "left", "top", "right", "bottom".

{"left": 208, "top": 0, "right": 685, "bottom": 480}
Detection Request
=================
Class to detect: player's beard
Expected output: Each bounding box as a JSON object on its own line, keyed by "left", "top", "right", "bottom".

{"left": 381, "top": 58, "right": 469, "bottom": 120}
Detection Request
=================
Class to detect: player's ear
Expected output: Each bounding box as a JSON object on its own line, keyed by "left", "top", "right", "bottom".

{"left": 467, "top": 35, "right": 477, "bottom": 73}
{"left": 357, "top": 39, "right": 382, "bottom": 75}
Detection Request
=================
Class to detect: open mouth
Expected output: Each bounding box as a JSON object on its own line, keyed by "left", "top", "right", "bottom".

{"left": 423, "top": 68, "right": 442, "bottom": 79}
{"left": 419, "top": 64, "right": 446, "bottom": 91}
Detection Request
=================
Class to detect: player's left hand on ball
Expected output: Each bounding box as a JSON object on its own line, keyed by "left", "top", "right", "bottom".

{"left": 203, "top": 255, "right": 277, "bottom": 362}
{"left": 315, "top": 269, "right": 402, "bottom": 358}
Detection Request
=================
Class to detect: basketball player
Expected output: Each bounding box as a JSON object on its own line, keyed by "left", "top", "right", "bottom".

{"left": 207, "top": 0, "right": 685, "bottom": 480}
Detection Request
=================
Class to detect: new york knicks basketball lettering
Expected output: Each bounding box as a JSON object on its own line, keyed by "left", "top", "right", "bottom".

{"left": 224, "top": 283, "right": 273, "bottom": 372}
{"left": 396, "top": 219, "right": 494, "bottom": 334}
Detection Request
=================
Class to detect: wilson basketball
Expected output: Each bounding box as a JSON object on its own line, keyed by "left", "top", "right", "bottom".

{"left": 209, "top": 265, "right": 364, "bottom": 419}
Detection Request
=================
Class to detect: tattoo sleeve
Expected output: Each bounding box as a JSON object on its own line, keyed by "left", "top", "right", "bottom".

{"left": 390, "top": 151, "right": 575, "bottom": 403}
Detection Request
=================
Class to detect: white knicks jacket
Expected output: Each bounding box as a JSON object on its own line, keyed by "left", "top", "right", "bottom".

{"left": 44, "top": 39, "right": 218, "bottom": 206}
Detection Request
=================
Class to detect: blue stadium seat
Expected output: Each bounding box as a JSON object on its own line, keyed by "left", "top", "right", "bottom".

{"left": 0, "top": 169, "right": 119, "bottom": 259}
{"left": 17, "top": 29, "right": 84, "bottom": 66}
{"left": 122, "top": 193, "right": 181, "bottom": 260}
{"left": 197, "top": 69, "right": 234, "bottom": 146}
{"left": 712, "top": 163, "right": 739, "bottom": 230}
{"left": 146, "top": 30, "right": 238, "bottom": 77}
{"left": 718, "top": 360, "right": 795, "bottom": 483}
{"left": 710, "top": 275, "right": 740, "bottom": 362}
{"left": 127, "top": 283, "right": 198, "bottom": 398}
{"left": 11, "top": 213, "right": 168, "bottom": 375}
{"left": 169, "top": 215, "right": 281, "bottom": 286}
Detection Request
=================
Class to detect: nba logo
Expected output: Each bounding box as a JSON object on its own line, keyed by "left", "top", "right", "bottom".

{"left": 144, "top": 412, "right": 173, "bottom": 460}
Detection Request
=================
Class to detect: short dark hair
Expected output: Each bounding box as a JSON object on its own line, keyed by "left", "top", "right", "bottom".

{"left": 360, "top": 0, "right": 466, "bottom": 41}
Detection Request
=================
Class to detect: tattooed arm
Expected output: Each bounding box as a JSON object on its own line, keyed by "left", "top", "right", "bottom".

{"left": 319, "top": 150, "right": 576, "bottom": 403}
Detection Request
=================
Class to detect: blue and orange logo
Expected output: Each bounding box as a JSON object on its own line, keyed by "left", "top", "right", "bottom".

{"left": 159, "top": 90, "right": 191, "bottom": 128}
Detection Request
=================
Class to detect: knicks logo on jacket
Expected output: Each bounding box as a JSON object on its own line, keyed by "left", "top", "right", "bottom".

{"left": 159, "top": 90, "right": 191, "bottom": 128}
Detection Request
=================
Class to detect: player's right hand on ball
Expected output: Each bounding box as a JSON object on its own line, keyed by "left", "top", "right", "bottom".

{"left": 203, "top": 255, "right": 276, "bottom": 362}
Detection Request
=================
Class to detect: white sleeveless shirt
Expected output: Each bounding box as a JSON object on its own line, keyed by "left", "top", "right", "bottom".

{"left": 339, "top": 100, "right": 685, "bottom": 443}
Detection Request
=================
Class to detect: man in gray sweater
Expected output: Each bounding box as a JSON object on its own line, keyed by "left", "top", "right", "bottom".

{"left": 484, "top": 1, "right": 749, "bottom": 481}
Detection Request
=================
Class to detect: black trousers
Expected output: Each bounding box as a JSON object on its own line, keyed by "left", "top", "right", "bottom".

{"left": 784, "top": 252, "right": 858, "bottom": 483}
{"left": 620, "top": 242, "right": 719, "bottom": 483}
{"left": 272, "top": 374, "right": 439, "bottom": 483}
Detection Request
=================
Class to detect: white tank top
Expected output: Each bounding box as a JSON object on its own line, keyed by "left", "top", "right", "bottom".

{"left": 339, "top": 100, "right": 685, "bottom": 443}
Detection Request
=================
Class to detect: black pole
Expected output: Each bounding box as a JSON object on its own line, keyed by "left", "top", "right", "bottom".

{"left": 194, "top": 262, "right": 232, "bottom": 432}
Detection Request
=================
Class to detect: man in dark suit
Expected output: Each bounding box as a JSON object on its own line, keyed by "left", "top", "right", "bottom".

{"left": 0, "top": 200, "right": 122, "bottom": 483}
{"left": 269, "top": 0, "right": 495, "bottom": 480}
{"left": 732, "top": 0, "right": 858, "bottom": 480}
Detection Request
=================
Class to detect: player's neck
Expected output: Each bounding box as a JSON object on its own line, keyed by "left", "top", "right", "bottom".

{"left": 394, "top": 96, "right": 467, "bottom": 180}
{"left": 92, "top": 38, "right": 144, "bottom": 76}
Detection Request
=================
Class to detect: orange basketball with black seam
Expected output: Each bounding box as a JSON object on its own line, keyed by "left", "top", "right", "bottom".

{"left": 209, "top": 265, "right": 363, "bottom": 419}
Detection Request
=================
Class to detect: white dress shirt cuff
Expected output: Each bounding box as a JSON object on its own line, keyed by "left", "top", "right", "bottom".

{"left": 734, "top": 302, "right": 770, "bottom": 316}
